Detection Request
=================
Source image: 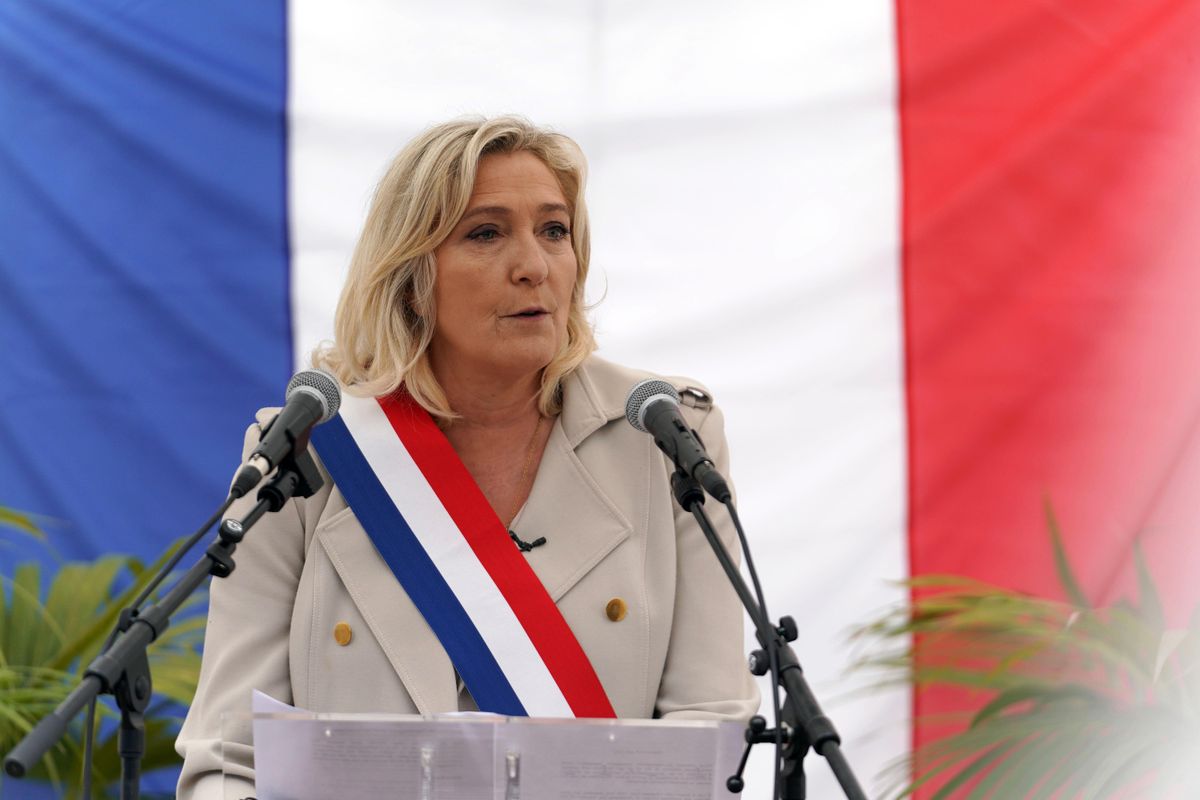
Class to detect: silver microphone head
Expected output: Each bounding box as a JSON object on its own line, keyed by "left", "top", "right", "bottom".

{"left": 285, "top": 368, "right": 342, "bottom": 422}
{"left": 624, "top": 379, "right": 681, "bottom": 433}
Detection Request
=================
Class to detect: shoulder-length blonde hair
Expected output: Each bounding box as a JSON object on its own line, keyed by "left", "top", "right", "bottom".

{"left": 312, "top": 116, "right": 597, "bottom": 421}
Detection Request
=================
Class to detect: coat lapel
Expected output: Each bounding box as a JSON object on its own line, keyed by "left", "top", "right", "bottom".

{"left": 512, "top": 419, "right": 632, "bottom": 601}
{"left": 315, "top": 502, "right": 459, "bottom": 715}
{"left": 510, "top": 356, "right": 657, "bottom": 600}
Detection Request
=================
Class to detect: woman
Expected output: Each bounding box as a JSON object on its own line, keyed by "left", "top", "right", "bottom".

{"left": 176, "top": 116, "right": 758, "bottom": 799}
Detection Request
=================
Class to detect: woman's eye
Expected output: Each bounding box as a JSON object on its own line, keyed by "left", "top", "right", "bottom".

{"left": 545, "top": 223, "right": 570, "bottom": 240}
{"left": 467, "top": 227, "right": 499, "bottom": 242}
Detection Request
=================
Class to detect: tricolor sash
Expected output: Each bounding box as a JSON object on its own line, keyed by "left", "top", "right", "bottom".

{"left": 309, "top": 391, "right": 616, "bottom": 719}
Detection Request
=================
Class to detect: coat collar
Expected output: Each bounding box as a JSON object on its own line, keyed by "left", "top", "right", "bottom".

{"left": 558, "top": 354, "right": 655, "bottom": 448}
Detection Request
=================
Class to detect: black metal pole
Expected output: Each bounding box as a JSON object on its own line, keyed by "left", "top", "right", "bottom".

{"left": 673, "top": 473, "right": 868, "bottom": 800}
{"left": 3, "top": 524, "right": 242, "bottom": 780}
{"left": 3, "top": 448, "right": 323, "bottom": 789}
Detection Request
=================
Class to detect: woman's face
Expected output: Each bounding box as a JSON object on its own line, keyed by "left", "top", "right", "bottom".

{"left": 430, "top": 151, "right": 577, "bottom": 385}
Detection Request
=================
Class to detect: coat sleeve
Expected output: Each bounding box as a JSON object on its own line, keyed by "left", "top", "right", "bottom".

{"left": 654, "top": 397, "right": 761, "bottom": 721}
{"left": 175, "top": 412, "right": 330, "bottom": 800}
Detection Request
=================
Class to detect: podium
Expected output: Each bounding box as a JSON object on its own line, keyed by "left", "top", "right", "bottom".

{"left": 237, "top": 693, "right": 743, "bottom": 800}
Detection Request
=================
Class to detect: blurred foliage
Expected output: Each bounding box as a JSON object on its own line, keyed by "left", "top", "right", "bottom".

{"left": 0, "top": 506, "right": 44, "bottom": 541}
{"left": 0, "top": 524, "right": 205, "bottom": 799}
{"left": 856, "top": 503, "right": 1200, "bottom": 799}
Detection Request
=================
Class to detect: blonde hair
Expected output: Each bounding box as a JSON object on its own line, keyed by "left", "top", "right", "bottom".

{"left": 312, "top": 116, "right": 597, "bottom": 421}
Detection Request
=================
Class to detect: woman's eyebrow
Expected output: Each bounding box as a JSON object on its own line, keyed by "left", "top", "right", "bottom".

{"left": 461, "top": 204, "right": 510, "bottom": 221}
{"left": 460, "top": 202, "right": 569, "bottom": 222}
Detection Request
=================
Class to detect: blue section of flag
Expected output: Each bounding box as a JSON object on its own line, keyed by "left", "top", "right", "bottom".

{"left": 0, "top": 0, "right": 290, "bottom": 565}
{"left": 311, "top": 414, "right": 529, "bottom": 717}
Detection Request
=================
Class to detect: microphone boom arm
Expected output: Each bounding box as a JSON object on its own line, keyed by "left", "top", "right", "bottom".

{"left": 670, "top": 471, "right": 867, "bottom": 800}
{"left": 2, "top": 448, "right": 323, "bottom": 796}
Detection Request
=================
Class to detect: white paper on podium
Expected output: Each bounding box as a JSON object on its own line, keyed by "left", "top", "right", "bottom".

{"left": 250, "top": 691, "right": 743, "bottom": 800}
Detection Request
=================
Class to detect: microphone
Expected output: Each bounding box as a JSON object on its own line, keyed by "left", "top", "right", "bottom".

{"left": 230, "top": 369, "right": 342, "bottom": 498}
{"left": 624, "top": 379, "right": 732, "bottom": 503}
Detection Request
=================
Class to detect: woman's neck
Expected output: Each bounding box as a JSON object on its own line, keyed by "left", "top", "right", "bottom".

{"left": 435, "top": 364, "right": 543, "bottom": 430}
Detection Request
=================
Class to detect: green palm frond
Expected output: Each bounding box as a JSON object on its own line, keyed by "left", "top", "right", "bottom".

{"left": 855, "top": 519, "right": 1200, "bottom": 799}
{"left": 0, "top": 506, "right": 44, "bottom": 541}
{"left": 0, "top": 537, "right": 206, "bottom": 798}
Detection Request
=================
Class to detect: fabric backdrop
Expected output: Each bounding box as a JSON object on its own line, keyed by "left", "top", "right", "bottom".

{"left": 2, "top": 1, "right": 1197, "bottom": 797}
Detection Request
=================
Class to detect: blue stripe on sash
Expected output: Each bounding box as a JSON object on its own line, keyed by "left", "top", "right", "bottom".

{"left": 311, "top": 415, "right": 527, "bottom": 716}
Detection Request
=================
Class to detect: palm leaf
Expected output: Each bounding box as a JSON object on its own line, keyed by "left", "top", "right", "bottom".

{"left": 1131, "top": 541, "right": 1165, "bottom": 630}
{"left": 0, "top": 537, "right": 206, "bottom": 797}
{"left": 1021, "top": 735, "right": 1093, "bottom": 800}
{"left": 0, "top": 506, "right": 44, "bottom": 540}
{"left": 3, "top": 563, "right": 63, "bottom": 667}
{"left": 983, "top": 730, "right": 1084, "bottom": 799}
{"left": 855, "top": 519, "right": 1200, "bottom": 799}
{"left": 1043, "top": 499, "right": 1090, "bottom": 609}
{"left": 928, "top": 739, "right": 1021, "bottom": 800}
{"left": 46, "top": 547, "right": 181, "bottom": 673}
{"left": 43, "top": 557, "right": 127, "bottom": 649}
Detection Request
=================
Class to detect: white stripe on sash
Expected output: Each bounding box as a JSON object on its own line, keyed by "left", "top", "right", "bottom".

{"left": 338, "top": 394, "right": 575, "bottom": 717}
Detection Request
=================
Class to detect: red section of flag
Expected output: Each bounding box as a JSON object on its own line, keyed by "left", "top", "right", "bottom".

{"left": 377, "top": 393, "right": 616, "bottom": 719}
{"left": 897, "top": 0, "right": 1200, "bottom": 787}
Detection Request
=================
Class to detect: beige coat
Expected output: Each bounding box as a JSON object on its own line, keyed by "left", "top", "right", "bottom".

{"left": 176, "top": 355, "right": 759, "bottom": 799}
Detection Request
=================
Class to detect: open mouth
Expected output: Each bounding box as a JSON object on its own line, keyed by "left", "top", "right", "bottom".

{"left": 508, "top": 309, "right": 548, "bottom": 318}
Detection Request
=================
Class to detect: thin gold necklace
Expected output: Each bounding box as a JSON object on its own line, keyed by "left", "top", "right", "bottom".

{"left": 508, "top": 413, "right": 545, "bottom": 527}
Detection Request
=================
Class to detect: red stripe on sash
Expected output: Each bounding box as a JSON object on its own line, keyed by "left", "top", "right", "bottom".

{"left": 377, "top": 393, "right": 616, "bottom": 719}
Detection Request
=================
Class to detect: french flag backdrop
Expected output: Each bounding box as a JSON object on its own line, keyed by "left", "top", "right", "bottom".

{"left": 2, "top": 1, "right": 1198, "bottom": 796}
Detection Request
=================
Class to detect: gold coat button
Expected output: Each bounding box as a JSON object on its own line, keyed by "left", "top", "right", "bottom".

{"left": 333, "top": 622, "right": 353, "bottom": 646}
{"left": 605, "top": 598, "right": 628, "bottom": 622}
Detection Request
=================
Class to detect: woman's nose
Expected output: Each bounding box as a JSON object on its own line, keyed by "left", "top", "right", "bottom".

{"left": 510, "top": 232, "right": 550, "bottom": 284}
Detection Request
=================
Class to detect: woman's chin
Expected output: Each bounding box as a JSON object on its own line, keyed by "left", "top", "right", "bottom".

{"left": 493, "top": 336, "right": 561, "bottom": 373}
{"left": 457, "top": 347, "right": 557, "bottom": 385}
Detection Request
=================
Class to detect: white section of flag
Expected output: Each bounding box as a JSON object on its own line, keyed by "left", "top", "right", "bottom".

{"left": 289, "top": 2, "right": 908, "bottom": 795}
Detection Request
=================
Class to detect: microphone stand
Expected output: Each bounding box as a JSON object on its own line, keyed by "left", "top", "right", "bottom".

{"left": 3, "top": 448, "right": 323, "bottom": 799}
{"left": 670, "top": 471, "right": 867, "bottom": 800}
